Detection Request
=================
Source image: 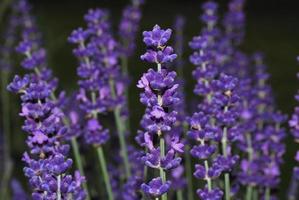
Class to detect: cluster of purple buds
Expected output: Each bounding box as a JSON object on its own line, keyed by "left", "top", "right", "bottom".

{"left": 136, "top": 25, "right": 184, "bottom": 198}
{"left": 7, "top": 23, "right": 85, "bottom": 200}
{"left": 69, "top": 8, "right": 127, "bottom": 146}
{"left": 188, "top": 1, "right": 242, "bottom": 199}
{"left": 6, "top": 0, "right": 85, "bottom": 199}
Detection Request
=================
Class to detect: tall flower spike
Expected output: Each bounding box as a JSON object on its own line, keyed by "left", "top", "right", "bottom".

{"left": 137, "top": 25, "right": 183, "bottom": 199}
{"left": 188, "top": 1, "right": 242, "bottom": 199}
{"left": 118, "top": 0, "right": 144, "bottom": 57}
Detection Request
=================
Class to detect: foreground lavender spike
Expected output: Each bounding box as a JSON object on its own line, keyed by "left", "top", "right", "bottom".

{"left": 15, "top": 1, "right": 90, "bottom": 198}
{"left": 8, "top": 34, "right": 86, "bottom": 200}
{"left": 137, "top": 25, "right": 183, "bottom": 200}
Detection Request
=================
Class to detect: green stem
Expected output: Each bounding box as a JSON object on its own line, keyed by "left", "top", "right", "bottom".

{"left": 265, "top": 187, "right": 270, "bottom": 200}
{"left": 109, "top": 78, "right": 131, "bottom": 178}
{"left": 245, "top": 133, "right": 253, "bottom": 200}
{"left": 97, "top": 147, "right": 114, "bottom": 200}
{"left": 143, "top": 148, "right": 148, "bottom": 182}
{"left": 177, "top": 189, "right": 183, "bottom": 200}
{"left": 221, "top": 124, "right": 231, "bottom": 200}
{"left": 253, "top": 189, "right": 258, "bottom": 200}
{"left": 120, "top": 56, "right": 131, "bottom": 132}
{"left": 159, "top": 136, "right": 167, "bottom": 200}
{"left": 0, "top": 70, "right": 12, "bottom": 199}
{"left": 184, "top": 144, "right": 194, "bottom": 200}
{"left": 246, "top": 185, "right": 253, "bottom": 200}
{"left": 71, "top": 138, "right": 90, "bottom": 200}
{"left": 57, "top": 175, "right": 62, "bottom": 200}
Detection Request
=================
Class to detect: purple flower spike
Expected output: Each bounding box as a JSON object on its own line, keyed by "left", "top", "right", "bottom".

{"left": 8, "top": 0, "right": 85, "bottom": 198}
{"left": 141, "top": 177, "right": 171, "bottom": 197}
{"left": 137, "top": 24, "right": 183, "bottom": 198}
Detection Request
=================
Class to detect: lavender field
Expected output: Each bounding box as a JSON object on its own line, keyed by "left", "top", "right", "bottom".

{"left": 0, "top": 0, "right": 299, "bottom": 199}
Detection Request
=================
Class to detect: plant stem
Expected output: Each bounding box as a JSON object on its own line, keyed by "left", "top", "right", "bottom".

{"left": 120, "top": 56, "right": 131, "bottom": 132}
{"left": 264, "top": 187, "right": 270, "bottom": 200}
{"left": 97, "top": 147, "right": 114, "bottom": 200}
{"left": 184, "top": 144, "right": 194, "bottom": 200}
{"left": 246, "top": 185, "right": 253, "bottom": 200}
{"left": 177, "top": 189, "right": 183, "bottom": 200}
{"left": 109, "top": 78, "right": 131, "bottom": 178}
{"left": 159, "top": 136, "right": 167, "bottom": 200}
{"left": 221, "top": 124, "right": 231, "bottom": 200}
{"left": 71, "top": 137, "right": 90, "bottom": 200}
{"left": 0, "top": 70, "right": 12, "bottom": 200}
{"left": 143, "top": 148, "right": 148, "bottom": 182}
{"left": 57, "top": 175, "right": 62, "bottom": 200}
{"left": 245, "top": 133, "right": 253, "bottom": 200}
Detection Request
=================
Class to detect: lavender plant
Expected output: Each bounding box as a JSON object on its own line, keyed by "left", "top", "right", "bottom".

{"left": 136, "top": 25, "right": 184, "bottom": 199}
{"left": 1, "top": 0, "right": 297, "bottom": 199}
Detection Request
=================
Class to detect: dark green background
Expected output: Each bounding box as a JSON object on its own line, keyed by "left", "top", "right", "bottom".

{"left": 1, "top": 0, "right": 299, "bottom": 198}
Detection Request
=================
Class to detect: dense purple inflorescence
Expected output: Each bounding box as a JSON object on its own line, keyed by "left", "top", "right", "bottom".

{"left": 136, "top": 24, "right": 184, "bottom": 198}
{"left": 119, "top": 0, "right": 144, "bottom": 57}
{"left": 7, "top": 1, "right": 85, "bottom": 199}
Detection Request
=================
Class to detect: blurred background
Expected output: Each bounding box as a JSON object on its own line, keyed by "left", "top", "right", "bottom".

{"left": 1, "top": 0, "right": 299, "bottom": 198}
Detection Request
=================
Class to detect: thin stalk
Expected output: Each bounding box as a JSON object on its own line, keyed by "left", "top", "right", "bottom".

{"left": 0, "top": 70, "right": 12, "bottom": 199}
{"left": 143, "top": 148, "right": 148, "bottom": 182}
{"left": 184, "top": 144, "right": 194, "bottom": 200}
{"left": 159, "top": 136, "right": 167, "bottom": 200}
{"left": 177, "top": 189, "right": 183, "bottom": 200}
{"left": 246, "top": 185, "right": 253, "bottom": 200}
{"left": 57, "top": 175, "right": 62, "bottom": 200}
{"left": 120, "top": 55, "right": 131, "bottom": 132}
{"left": 109, "top": 79, "right": 131, "bottom": 178}
{"left": 264, "top": 187, "right": 270, "bottom": 200}
{"left": 221, "top": 124, "right": 231, "bottom": 200}
{"left": 71, "top": 137, "right": 90, "bottom": 200}
{"left": 97, "top": 147, "right": 114, "bottom": 200}
{"left": 245, "top": 133, "right": 254, "bottom": 200}
{"left": 253, "top": 189, "right": 258, "bottom": 200}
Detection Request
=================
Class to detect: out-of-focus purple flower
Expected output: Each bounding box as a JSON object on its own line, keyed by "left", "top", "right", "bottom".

{"left": 11, "top": 179, "right": 28, "bottom": 200}
{"left": 118, "top": 0, "right": 144, "bottom": 56}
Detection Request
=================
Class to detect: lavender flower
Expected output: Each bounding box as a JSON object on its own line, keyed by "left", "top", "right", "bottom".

{"left": 137, "top": 25, "right": 183, "bottom": 199}
{"left": 6, "top": 1, "right": 85, "bottom": 199}
{"left": 118, "top": 0, "right": 144, "bottom": 57}
{"left": 8, "top": 37, "right": 85, "bottom": 200}
{"left": 188, "top": 2, "right": 242, "bottom": 199}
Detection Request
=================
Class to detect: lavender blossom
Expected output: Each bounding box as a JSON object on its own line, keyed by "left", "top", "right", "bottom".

{"left": 8, "top": 34, "right": 85, "bottom": 200}
{"left": 118, "top": 0, "right": 144, "bottom": 57}
{"left": 188, "top": 2, "right": 242, "bottom": 199}
{"left": 137, "top": 25, "right": 183, "bottom": 199}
